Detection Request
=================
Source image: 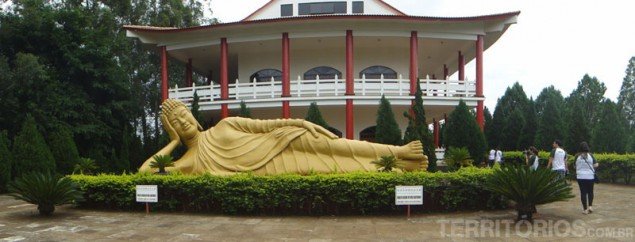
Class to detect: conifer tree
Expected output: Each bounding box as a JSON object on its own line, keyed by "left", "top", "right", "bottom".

{"left": 0, "top": 130, "right": 12, "bottom": 192}
{"left": 564, "top": 98, "right": 591, "bottom": 154}
{"left": 444, "top": 100, "right": 487, "bottom": 164}
{"left": 618, "top": 57, "right": 635, "bottom": 134}
{"left": 238, "top": 100, "right": 252, "bottom": 118}
{"left": 501, "top": 109, "right": 525, "bottom": 150}
{"left": 535, "top": 96, "right": 566, "bottom": 151}
{"left": 483, "top": 107, "right": 493, "bottom": 147}
{"left": 592, "top": 100, "right": 627, "bottom": 153}
{"left": 305, "top": 102, "right": 329, "bottom": 129}
{"left": 375, "top": 95, "right": 402, "bottom": 145}
{"left": 191, "top": 91, "right": 203, "bottom": 124}
{"left": 47, "top": 126, "right": 80, "bottom": 175}
{"left": 487, "top": 102, "right": 504, "bottom": 149}
{"left": 518, "top": 99, "right": 538, "bottom": 149}
{"left": 12, "top": 115, "right": 56, "bottom": 176}
{"left": 403, "top": 80, "right": 437, "bottom": 171}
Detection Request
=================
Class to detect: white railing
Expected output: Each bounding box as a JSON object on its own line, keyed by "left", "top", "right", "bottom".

{"left": 169, "top": 74, "right": 476, "bottom": 104}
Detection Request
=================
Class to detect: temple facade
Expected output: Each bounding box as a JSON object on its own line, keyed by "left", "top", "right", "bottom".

{"left": 124, "top": 0, "right": 519, "bottom": 143}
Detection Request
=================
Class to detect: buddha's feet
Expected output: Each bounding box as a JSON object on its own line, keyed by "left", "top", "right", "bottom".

{"left": 399, "top": 141, "right": 428, "bottom": 171}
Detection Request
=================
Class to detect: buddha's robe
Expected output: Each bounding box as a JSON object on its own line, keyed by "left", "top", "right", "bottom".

{"left": 189, "top": 117, "right": 402, "bottom": 175}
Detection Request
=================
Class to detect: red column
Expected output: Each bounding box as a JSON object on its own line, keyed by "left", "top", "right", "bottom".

{"left": 186, "top": 58, "right": 193, "bottom": 87}
{"left": 458, "top": 51, "right": 465, "bottom": 81}
{"left": 346, "top": 30, "right": 355, "bottom": 139}
{"left": 409, "top": 31, "right": 418, "bottom": 95}
{"left": 476, "top": 35, "right": 484, "bottom": 130}
{"left": 443, "top": 64, "right": 448, "bottom": 80}
{"left": 282, "top": 33, "right": 291, "bottom": 118}
{"left": 220, "top": 38, "right": 229, "bottom": 119}
{"left": 433, "top": 119, "right": 439, "bottom": 148}
{"left": 160, "top": 46, "right": 168, "bottom": 101}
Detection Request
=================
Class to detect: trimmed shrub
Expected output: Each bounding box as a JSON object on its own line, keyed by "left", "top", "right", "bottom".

{"left": 375, "top": 95, "right": 402, "bottom": 145}
{"left": 8, "top": 172, "right": 83, "bottom": 216}
{"left": 445, "top": 100, "right": 487, "bottom": 164}
{"left": 70, "top": 168, "right": 506, "bottom": 215}
{"left": 12, "top": 115, "right": 56, "bottom": 176}
{"left": 0, "top": 130, "right": 11, "bottom": 192}
{"left": 48, "top": 126, "right": 80, "bottom": 175}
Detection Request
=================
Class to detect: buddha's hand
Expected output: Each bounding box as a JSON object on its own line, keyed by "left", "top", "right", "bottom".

{"left": 161, "top": 113, "right": 181, "bottom": 145}
{"left": 302, "top": 121, "right": 338, "bottom": 139}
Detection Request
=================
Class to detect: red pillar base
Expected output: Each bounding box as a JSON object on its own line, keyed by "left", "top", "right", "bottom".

{"left": 346, "top": 99, "right": 354, "bottom": 139}
{"left": 221, "top": 104, "right": 229, "bottom": 119}
{"left": 282, "top": 101, "right": 290, "bottom": 119}
{"left": 476, "top": 100, "right": 484, "bottom": 130}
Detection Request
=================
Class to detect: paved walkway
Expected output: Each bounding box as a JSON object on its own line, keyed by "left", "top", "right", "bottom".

{"left": 1, "top": 183, "right": 634, "bottom": 241}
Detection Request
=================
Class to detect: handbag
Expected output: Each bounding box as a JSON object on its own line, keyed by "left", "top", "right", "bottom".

{"left": 582, "top": 155, "right": 599, "bottom": 183}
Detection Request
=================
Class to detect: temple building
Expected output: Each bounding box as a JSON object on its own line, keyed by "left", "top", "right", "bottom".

{"left": 124, "top": 0, "right": 519, "bottom": 144}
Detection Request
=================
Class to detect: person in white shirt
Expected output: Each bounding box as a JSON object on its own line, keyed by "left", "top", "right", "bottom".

{"left": 547, "top": 140, "right": 568, "bottom": 181}
{"left": 575, "top": 141, "right": 598, "bottom": 214}
{"left": 525, "top": 146, "right": 539, "bottom": 170}
{"left": 494, "top": 148, "right": 503, "bottom": 165}
{"left": 488, "top": 149, "right": 496, "bottom": 167}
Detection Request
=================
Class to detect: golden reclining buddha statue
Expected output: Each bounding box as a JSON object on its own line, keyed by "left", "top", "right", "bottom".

{"left": 139, "top": 99, "right": 428, "bottom": 175}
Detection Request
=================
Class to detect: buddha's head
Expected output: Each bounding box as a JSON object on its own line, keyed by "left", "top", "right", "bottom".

{"left": 162, "top": 99, "right": 203, "bottom": 141}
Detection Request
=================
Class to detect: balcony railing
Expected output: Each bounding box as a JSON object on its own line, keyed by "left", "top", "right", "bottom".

{"left": 169, "top": 74, "right": 476, "bottom": 104}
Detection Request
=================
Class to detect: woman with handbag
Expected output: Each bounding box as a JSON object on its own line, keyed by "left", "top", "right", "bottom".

{"left": 575, "top": 141, "right": 599, "bottom": 214}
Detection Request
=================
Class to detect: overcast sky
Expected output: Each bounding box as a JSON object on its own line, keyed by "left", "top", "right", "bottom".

{"left": 207, "top": 0, "right": 635, "bottom": 109}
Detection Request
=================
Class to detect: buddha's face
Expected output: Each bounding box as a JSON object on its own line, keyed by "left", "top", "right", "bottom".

{"left": 169, "top": 106, "right": 200, "bottom": 140}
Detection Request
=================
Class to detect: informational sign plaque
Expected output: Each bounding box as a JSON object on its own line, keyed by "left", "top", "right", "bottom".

{"left": 136, "top": 185, "right": 158, "bottom": 203}
{"left": 395, "top": 186, "right": 423, "bottom": 205}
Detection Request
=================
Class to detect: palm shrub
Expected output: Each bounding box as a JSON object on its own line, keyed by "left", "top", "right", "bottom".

{"left": 150, "top": 155, "right": 175, "bottom": 174}
{"left": 444, "top": 147, "right": 473, "bottom": 171}
{"left": 73, "top": 158, "right": 99, "bottom": 175}
{"left": 7, "top": 172, "right": 83, "bottom": 216}
{"left": 371, "top": 155, "right": 403, "bottom": 172}
{"left": 485, "top": 165, "right": 574, "bottom": 222}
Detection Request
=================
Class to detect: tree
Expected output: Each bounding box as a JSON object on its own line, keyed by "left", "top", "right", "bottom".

{"left": 535, "top": 87, "right": 566, "bottom": 150}
{"left": 569, "top": 74, "right": 607, "bottom": 125}
{"left": 618, "top": 57, "right": 635, "bottom": 151}
{"left": 375, "top": 95, "right": 402, "bottom": 145}
{"left": 487, "top": 83, "right": 529, "bottom": 149}
{"left": 518, "top": 99, "right": 537, "bottom": 149}
{"left": 483, "top": 107, "right": 493, "bottom": 148}
{"left": 564, "top": 98, "right": 591, "bottom": 154}
{"left": 444, "top": 100, "right": 487, "bottom": 164}
{"left": 403, "top": 80, "right": 437, "bottom": 171}
{"left": 237, "top": 100, "right": 252, "bottom": 118}
{"left": 592, "top": 100, "right": 627, "bottom": 153}
{"left": 12, "top": 115, "right": 56, "bottom": 176}
{"left": 305, "top": 102, "right": 328, "bottom": 129}
{"left": 191, "top": 90, "right": 203, "bottom": 124}
{"left": 47, "top": 126, "right": 80, "bottom": 175}
{"left": 501, "top": 109, "right": 525, "bottom": 150}
{"left": 0, "top": 130, "right": 11, "bottom": 192}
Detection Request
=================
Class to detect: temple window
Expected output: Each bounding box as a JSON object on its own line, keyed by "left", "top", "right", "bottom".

{"left": 303, "top": 66, "right": 342, "bottom": 80}
{"left": 250, "top": 69, "right": 282, "bottom": 82}
{"left": 359, "top": 66, "right": 397, "bottom": 79}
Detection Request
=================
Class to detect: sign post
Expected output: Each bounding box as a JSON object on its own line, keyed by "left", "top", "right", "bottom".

{"left": 136, "top": 185, "right": 158, "bottom": 214}
{"left": 395, "top": 186, "right": 423, "bottom": 218}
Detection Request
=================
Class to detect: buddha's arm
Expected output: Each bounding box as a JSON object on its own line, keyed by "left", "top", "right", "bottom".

{"left": 139, "top": 140, "right": 180, "bottom": 172}
{"left": 226, "top": 117, "right": 337, "bottom": 138}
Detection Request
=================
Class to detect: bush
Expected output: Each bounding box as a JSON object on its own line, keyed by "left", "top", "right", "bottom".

{"left": 445, "top": 100, "right": 487, "bottom": 164}
{"left": 8, "top": 172, "right": 83, "bottom": 216}
{"left": 12, "top": 115, "right": 56, "bottom": 176}
{"left": 503, "top": 151, "right": 635, "bottom": 184}
{"left": 444, "top": 147, "right": 474, "bottom": 171}
{"left": 70, "top": 168, "right": 506, "bottom": 215}
{"left": 48, "top": 126, "right": 80, "bottom": 175}
{"left": 485, "top": 165, "right": 574, "bottom": 221}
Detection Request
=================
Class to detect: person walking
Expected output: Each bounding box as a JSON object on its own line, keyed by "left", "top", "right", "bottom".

{"left": 488, "top": 148, "right": 496, "bottom": 167}
{"left": 547, "top": 140, "right": 568, "bottom": 181}
{"left": 494, "top": 147, "right": 503, "bottom": 166}
{"left": 525, "top": 146, "right": 539, "bottom": 170}
{"left": 575, "top": 142, "right": 598, "bottom": 214}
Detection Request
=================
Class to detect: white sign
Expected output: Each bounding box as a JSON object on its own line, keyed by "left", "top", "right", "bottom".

{"left": 136, "top": 185, "right": 158, "bottom": 203}
{"left": 395, "top": 186, "right": 423, "bottom": 205}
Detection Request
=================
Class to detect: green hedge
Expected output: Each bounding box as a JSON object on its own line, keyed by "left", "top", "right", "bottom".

{"left": 502, "top": 152, "right": 635, "bottom": 184}
{"left": 69, "top": 168, "right": 506, "bottom": 215}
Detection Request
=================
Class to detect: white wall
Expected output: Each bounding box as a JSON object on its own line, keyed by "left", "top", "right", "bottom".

{"left": 246, "top": 0, "right": 401, "bottom": 21}
{"left": 237, "top": 43, "right": 410, "bottom": 83}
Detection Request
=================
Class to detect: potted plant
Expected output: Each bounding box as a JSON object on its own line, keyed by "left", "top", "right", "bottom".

{"left": 150, "top": 154, "right": 175, "bottom": 174}
{"left": 8, "top": 172, "right": 83, "bottom": 216}
{"left": 485, "top": 165, "right": 574, "bottom": 222}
